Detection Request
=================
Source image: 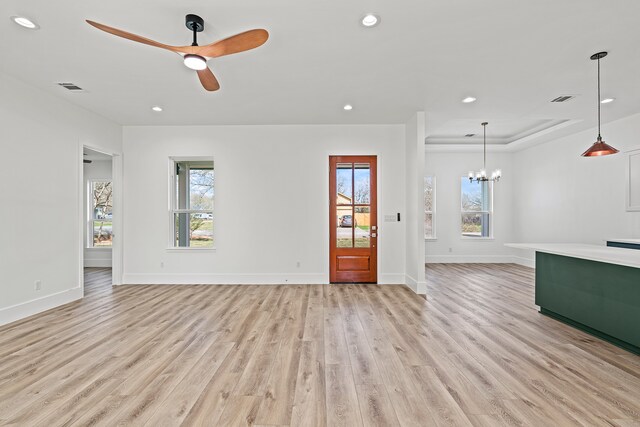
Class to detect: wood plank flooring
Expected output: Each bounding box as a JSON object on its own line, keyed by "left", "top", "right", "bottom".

{"left": 0, "top": 264, "right": 639, "bottom": 426}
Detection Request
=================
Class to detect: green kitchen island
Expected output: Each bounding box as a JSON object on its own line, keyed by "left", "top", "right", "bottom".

{"left": 507, "top": 243, "right": 640, "bottom": 355}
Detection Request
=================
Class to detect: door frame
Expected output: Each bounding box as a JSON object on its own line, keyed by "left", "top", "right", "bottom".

{"left": 78, "top": 143, "right": 123, "bottom": 292}
{"left": 329, "top": 155, "right": 378, "bottom": 283}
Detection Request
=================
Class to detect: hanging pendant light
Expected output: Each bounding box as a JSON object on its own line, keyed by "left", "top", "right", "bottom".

{"left": 468, "top": 122, "right": 501, "bottom": 182}
{"left": 582, "top": 52, "right": 619, "bottom": 157}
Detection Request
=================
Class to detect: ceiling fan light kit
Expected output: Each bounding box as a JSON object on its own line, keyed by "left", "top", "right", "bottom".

{"left": 86, "top": 14, "right": 269, "bottom": 91}
{"left": 581, "top": 51, "right": 619, "bottom": 157}
{"left": 183, "top": 54, "right": 207, "bottom": 70}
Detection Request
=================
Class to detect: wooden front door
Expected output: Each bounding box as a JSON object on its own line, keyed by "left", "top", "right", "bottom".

{"left": 329, "top": 156, "right": 377, "bottom": 283}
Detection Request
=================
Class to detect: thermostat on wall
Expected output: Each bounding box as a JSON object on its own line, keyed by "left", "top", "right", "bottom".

{"left": 384, "top": 214, "right": 397, "bottom": 222}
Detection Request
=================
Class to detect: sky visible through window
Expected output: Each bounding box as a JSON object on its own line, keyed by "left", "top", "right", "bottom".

{"left": 337, "top": 167, "right": 369, "bottom": 202}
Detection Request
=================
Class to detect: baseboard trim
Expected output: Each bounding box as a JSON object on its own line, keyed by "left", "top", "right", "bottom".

{"left": 122, "top": 272, "right": 410, "bottom": 286}
{"left": 404, "top": 274, "right": 426, "bottom": 295}
{"left": 379, "top": 274, "right": 406, "bottom": 285}
{"left": 426, "top": 255, "right": 515, "bottom": 263}
{"left": 512, "top": 256, "right": 535, "bottom": 268}
{"left": 405, "top": 274, "right": 417, "bottom": 292}
{"left": 426, "top": 255, "right": 535, "bottom": 268}
{"left": 123, "top": 273, "right": 328, "bottom": 285}
{"left": 0, "top": 287, "right": 83, "bottom": 327}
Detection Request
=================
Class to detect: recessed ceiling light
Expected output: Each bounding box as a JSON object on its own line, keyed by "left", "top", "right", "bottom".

{"left": 343, "top": 104, "right": 353, "bottom": 111}
{"left": 152, "top": 106, "right": 163, "bottom": 112}
{"left": 462, "top": 97, "right": 477, "bottom": 103}
{"left": 361, "top": 14, "right": 380, "bottom": 27}
{"left": 601, "top": 98, "right": 615, "bottom": 104}
{"left": 11, "top": 16, "right": 39, "bottom": 29}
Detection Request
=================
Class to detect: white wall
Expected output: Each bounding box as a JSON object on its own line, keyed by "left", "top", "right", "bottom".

{"left": 0, "top": 71, "right": 122, "bottom": 326}
{"left": 425, "top": 150, "right": 515, "bottom": 263}
{"left": 83, "top": 160, "right": 113, "bottom": 267}
{"left": 122, "top": 125, "right": 407, "bottom": 285}
{"left": 405, "top": 113, "right": 426, "bottom": 293}
{"left": 511, "top": 113, "right": 640, "bottom": 265}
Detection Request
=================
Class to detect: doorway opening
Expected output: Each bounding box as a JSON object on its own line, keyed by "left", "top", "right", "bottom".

{"left": 82, "top": 147, "right": 114, "bottom": 293}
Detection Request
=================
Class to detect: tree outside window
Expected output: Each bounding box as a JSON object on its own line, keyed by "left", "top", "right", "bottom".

{"left": 90, "top": 181, "right": 113, "bottom": 247}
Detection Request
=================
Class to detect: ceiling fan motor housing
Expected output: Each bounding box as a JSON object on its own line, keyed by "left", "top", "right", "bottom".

{"left": 186, "top": 14, "right": 204, "bottom": 32}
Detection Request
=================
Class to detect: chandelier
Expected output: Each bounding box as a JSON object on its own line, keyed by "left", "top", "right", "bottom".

{"left": 468, "top": 122, "right": 501, "bottom": 182}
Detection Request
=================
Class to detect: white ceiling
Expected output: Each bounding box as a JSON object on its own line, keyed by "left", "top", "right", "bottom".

{"left": 2, "top": 0, "right": 640, "bottom": 145}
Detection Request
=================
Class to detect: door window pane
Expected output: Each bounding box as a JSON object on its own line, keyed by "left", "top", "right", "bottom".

{"left": 336, "top": 207, "right": 353, "bottom": 248}
{"left": 336, "top": 163, "right": 353, "bottom": 203}
{"left": 354, "top": 206, "right": 370, "bottom": 248}
{"left": 354, "top": 163, "right": 370, "bottom": 204}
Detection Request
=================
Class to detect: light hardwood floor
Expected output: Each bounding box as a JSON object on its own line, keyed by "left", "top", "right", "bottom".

{"left": 0, "top": 265, "right": 639, "bottom": 426}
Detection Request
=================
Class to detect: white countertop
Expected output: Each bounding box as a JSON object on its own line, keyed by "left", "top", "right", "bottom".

{"left": 607, "top": 238, "right": 640, "bottom": 245}
{"left": 506, "top": 243, "right": 640, "bottom": 269}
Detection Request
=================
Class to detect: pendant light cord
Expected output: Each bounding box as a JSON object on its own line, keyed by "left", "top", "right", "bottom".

{"left": 597, "top": 56, "right": 601, "bottom": 140}
{"left": 483, "top": 122, "right": 487, "bottom": 170}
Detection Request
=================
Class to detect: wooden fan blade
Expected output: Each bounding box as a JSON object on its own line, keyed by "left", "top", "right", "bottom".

{"left": 86, "top": 20, "right": 188, "bottom": 54}
{"left": 195, "top": 29, "right": 269, "bottom": 58}
{"left": 197, "top": 67, "right": 220, "bottom": 91}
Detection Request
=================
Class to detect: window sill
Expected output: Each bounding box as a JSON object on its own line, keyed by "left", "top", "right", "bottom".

{"left": 86, "top": 247, "right": 112, "bottom": 250}
{"left": 165, "top": 247, "right": 217, "bottom": 252}
{"left": 460, "top": 237, "right": 495, "bottom": 241}
{"left": 425, "top": 238, "right": 438, "bottom": 241}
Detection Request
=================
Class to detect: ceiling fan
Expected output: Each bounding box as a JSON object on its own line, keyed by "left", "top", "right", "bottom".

{"left": 86, "top": 14, "right": 269, "bottom": 91}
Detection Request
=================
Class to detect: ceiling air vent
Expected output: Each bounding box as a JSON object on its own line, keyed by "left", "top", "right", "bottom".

{"left": 465, "top": 133, "right": 476, "bottom": 137}
{"left": 550, "top": 95, "right": 575, "bottom": 103}
{"left": 57, "top": 82, "right": 84, "bottom": 92}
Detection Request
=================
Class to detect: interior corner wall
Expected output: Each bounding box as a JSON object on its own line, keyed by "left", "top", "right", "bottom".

{"left": 405, "top": 113, "right": 426, "bottom": 293}
{"left": 0, "top": 71, "right": 122, "bottom": 326}
{"left": 511, "top": 113, "right": 640, "bottom": 265}
{"left": 83, "top": 160, "right": 113, "bottom": 267}
{"left": 122, "top": 124, "right": 406, "bottom": 285}
{"left": 425, "top": 150, "right": 515, "bottom": 263}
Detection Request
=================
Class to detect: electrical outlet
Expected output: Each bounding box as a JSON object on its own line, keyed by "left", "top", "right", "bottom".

{"left": 34, "top": 280, "right": 42, "bottom": 291}
{"left": 448, "top": 247, "right": 453, "bottom": 253}
{"left": 296, "top": 261, "right": 301, "bottom": 268}
{"left": 160, "top": 262, "right": 164, "bottom": 268}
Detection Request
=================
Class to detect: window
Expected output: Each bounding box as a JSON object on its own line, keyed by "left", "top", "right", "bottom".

{"left": 89, "top": 181, "right": 113, "bottom": 247}
{"left": 424, "top": 176, "right": 435, "bottom": 239}
{"left": 171, "top": 159, "right": 214, "bottom": 248}
{"left": 461, "top": 178, "right": 493, "bottom": 238}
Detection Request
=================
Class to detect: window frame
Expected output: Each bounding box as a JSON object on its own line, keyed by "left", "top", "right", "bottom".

{"left": 424, "top": 175, "right": 436, "bottom": 240}
{"left": 460, "top": 177, "right": 494, "bottom": 240}
{"left": 87, "top": 179, "right": 113, "bottom": 249}
{"left": 168, "top": 157, "right": 215, "bottom": 250}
